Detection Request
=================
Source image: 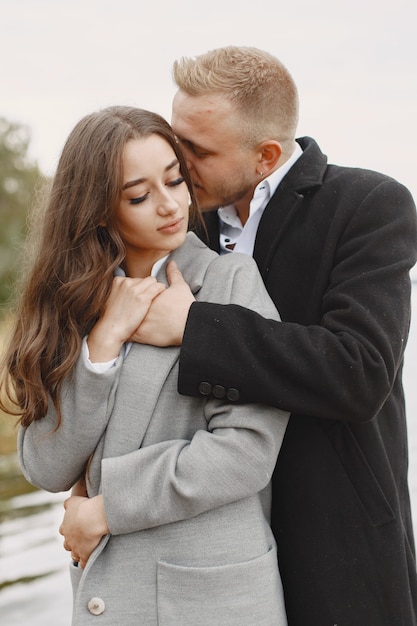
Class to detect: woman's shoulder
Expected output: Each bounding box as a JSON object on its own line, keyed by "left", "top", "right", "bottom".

{"left": 212, "top": 250, "right": 257, "bottom": 269}
{"left": 207, "top": 249, "right": 260, "bottom": 280}
{"left": 177, "top": 231, "right": 218, "bottom": 263}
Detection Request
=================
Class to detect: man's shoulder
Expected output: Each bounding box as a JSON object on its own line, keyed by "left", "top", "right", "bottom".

{"left": 288, "top": 137, "right": 413, "bottom": 207}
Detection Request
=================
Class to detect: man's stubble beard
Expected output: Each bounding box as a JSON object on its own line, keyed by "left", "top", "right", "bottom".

{"left": 196, "top": 177, "right": 254, "bottom": 212}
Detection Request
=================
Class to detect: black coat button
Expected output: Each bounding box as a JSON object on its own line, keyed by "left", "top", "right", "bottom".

{"left": 226, "top": 388, "right": 240, "bottom": 402}
{"left": 198, "top": 381, "right": 212, "bottom": 396}
{"left": 212, "top": 385, "right": 226, "bottom": 399}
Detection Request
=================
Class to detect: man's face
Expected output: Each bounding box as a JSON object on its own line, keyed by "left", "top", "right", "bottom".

{"left": 171, "top": 90, "right": 260, "bottom": 214}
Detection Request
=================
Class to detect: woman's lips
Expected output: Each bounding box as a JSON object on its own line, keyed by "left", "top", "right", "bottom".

{"left": 158, "top": 217, "right": 184, "bottom": 234}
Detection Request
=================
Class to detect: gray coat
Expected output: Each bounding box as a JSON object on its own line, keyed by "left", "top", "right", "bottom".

{"left": 18, "top": 233, "right": 289, "bottom": 626}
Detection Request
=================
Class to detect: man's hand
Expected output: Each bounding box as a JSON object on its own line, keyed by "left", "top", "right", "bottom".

{"left": 131, "top": 261, "right": 195, "bottom": 347}
{"left": 60, "top": 495, "right": 109, "bottom": 569}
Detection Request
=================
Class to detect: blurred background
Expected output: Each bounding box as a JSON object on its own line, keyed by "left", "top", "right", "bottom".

{"left": 1, "top": 0, "right": 416, "bottom": 623}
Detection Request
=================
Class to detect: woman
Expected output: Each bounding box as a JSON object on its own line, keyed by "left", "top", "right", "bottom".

{"left": 1, "top": 106, "right": 289, "bottom": 625}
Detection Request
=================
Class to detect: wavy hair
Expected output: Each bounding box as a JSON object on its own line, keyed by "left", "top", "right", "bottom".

{"left": 0, "top": 106, "right": 199, "bottom": 427}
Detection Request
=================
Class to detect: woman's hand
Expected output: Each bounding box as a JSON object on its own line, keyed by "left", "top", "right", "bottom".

{"left": 59, "top": 495, "right": 109, "bottom": 569}
{"left": 88, "top": 275, "right": 166, "bottom": 362}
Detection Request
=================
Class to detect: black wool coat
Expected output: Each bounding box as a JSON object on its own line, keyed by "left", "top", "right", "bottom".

{"left": 180, "top": 137, "right": 417, "bottom": 625}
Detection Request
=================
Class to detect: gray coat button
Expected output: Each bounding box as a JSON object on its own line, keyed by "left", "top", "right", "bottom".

{"left": 87, "top": 597, "right": 105, "bottom": 615}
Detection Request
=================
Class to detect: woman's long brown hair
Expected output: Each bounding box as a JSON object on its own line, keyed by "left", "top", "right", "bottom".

{"left": 0, "top": 106, "right": 199, "bottom": 428}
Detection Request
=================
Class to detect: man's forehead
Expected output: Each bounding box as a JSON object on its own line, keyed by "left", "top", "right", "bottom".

{"left": 173, "top": 91, "right": 232, "bottom": 122}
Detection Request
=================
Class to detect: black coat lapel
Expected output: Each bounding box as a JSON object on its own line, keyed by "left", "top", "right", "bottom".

{"left": 254, "top": 137, "right": 327, "bottom": 276}
{"left": 254, "top": 186, "right": 304, "bottom": 277}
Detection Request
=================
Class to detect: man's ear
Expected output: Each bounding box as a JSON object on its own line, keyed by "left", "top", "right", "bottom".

{"left": 257, "top": 140, "right": 282, "bottom": 176}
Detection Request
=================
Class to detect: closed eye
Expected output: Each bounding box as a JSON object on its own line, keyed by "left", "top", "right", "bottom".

{"left": 129, "top": 194, "right": 148, "bottom": 205}
{"left": 180, "top": 140, "right": 209, "bottom": 158}
{"left": 167, "top": 177, "right": 185, "bottom": 188}
{"left": 128, "top": 178, "right": 185, "bottom": 205}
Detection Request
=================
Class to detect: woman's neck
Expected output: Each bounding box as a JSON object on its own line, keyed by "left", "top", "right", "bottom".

{"left": 124, "top": 250, "right": 171, "bottom": 278}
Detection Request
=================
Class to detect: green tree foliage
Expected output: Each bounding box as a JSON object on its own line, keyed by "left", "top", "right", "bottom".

{"left": 0, "top": 117, "right": 44, "bottom": 313}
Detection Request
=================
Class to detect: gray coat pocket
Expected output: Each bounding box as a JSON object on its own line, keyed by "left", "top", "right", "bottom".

{"left": 157, "top": 545, "right": 287, "bottom": 626}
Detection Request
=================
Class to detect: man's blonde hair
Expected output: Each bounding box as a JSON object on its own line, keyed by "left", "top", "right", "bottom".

{"left": 172, "top": 46, "right": 299, "bottom": 155}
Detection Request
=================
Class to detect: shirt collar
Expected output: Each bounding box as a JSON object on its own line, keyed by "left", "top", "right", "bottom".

{"left": 115, "top": 254, "right": 168, "bottom": 278}
{"left": 218, "top": 142, "right": 303, "bottom": 229}
{"left": 260, "top": 141, "right": 303, "bottom": 199}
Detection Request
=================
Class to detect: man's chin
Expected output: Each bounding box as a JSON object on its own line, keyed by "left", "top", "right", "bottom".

{"left": 194, "top": 189, "right": 222, "bottom": 212}
{"left": 196, "top": 196, "right": 222, "bottom": 212}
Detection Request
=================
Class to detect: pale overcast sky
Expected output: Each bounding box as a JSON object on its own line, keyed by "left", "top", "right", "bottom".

{"left": 1, "top": 0, "right": 416, "bottom": 206}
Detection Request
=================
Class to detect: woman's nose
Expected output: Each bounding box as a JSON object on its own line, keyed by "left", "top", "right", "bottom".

{"left": 157, "top": 190, "right": 178, "bottom": 215}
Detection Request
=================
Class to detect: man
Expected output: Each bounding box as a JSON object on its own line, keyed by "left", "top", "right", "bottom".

{"left": 136, "top": 47, "right": 417, "bottom": 624}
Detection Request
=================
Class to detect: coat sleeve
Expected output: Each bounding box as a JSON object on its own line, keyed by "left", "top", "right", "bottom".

{"left": 179, "top": 178, "right": 417, "bottom": 422}
{"left": 100, "top": 254, "right": 289, "bottom": 534}
{"left": 18, "top": 353, "right": 123, "bottom": 492}
{"left": 102, "top": 399, "right": 289, "bottom": 535}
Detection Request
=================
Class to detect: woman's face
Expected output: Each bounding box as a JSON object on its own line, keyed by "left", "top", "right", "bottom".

{"left": 115, "top": 134, "right": 190, "bottom": 277}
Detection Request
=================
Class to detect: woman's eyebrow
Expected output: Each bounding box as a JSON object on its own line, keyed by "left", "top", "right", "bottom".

{"left": 122, "top": 159, "right": 179, "bottom": 191}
